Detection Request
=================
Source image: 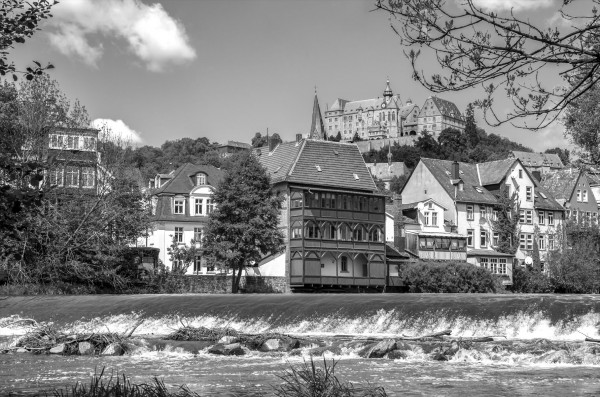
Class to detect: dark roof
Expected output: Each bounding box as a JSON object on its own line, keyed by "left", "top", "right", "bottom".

{"left": 309, "top": 94, "right": 326, "bottom": 140}
{"left": 216, "top": 141, "right": 252, "bottom": 150}
{"left": 154, "top": 163, "right": 225, "bottom": 195}
{"left": 399, "top": 103, "right": 419, "bottom": 118}
{"left": 258, "top": 139, "right": 377, "bottom": 192}
{"left": 478, "top": 159, "right": 516, "bottom": 185}
{"left": 511, "top": 151, "right": 564, "bottom": 168}
{"left": 386, "top": 243, "right": 411, "bottom": 260}
{"left": 420, "top": 158, "right": 498, "bottom": 204}
{"left": 539, "top": 168, "right": 580, "bottom": 203}
{"left": 430, "top": 96, "right": 462, "bottom": 119}
{"left": 534, "top": 183, "right": 567, "bottom": 211}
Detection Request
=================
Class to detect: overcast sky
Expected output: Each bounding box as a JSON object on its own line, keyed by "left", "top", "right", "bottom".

{"left": 10, "top": 0, "right": 575, "bottom": 152}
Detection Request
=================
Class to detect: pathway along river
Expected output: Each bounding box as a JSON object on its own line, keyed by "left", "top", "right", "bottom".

{"left": 1, "top": 294, "right": 600, "bottom": 396}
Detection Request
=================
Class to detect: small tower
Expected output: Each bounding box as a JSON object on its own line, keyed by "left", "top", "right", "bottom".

{"left": 309, "top": 88, "right": 326, "bottom": 140}
{"left": 383, "top": 79, "right": 393, "bottom": 100}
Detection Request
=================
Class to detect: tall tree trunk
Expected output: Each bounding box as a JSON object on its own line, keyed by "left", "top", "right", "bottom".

{"left": 231, "top": 264, "right": 237, "bottom": 293}
{"left": 232, "top": 260, "right": 244, "bottom": 293}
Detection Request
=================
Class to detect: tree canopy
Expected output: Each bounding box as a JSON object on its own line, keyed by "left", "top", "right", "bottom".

{"left": 376, "top": 0, "right": 600, "bottom": 129}
{"left": 203, "top": 151, "right": 284, "bottom": 293}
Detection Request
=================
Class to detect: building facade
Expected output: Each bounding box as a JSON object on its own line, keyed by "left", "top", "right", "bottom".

{"left": 510, "top": 151, "right": 564, "bottom": 177}
{"left": 324, "top": 80, "right": 402, "bottom": 142}
{"left": 540, "top": 168, "right": 598, "bottom": 223}
{"left": 45, "top": 127, "right": 102, "bottom": 193}
{"left": 144, "top": 163, "right": 225, "bottom": 273}
{"left": 417, "top": 96, "right": 466, "bottom": 136}
{"left": 257, "top": 139, "right": 388, "bottom": 292}
{"left": 400, "top": 158, "right": 565, "bottom": 284}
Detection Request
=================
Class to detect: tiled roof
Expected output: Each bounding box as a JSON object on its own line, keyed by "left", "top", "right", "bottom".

{"left": 429, "top": 96, "right": 463, "bottom": 119}
{"left": 258, "top": 139, "right": 377, "bottom": 192}
{"left": 386, "top": 243, "right": 411, "bottom": 259}
{"left": 154, "top": 163, "right": 225, "bottom": 195}
{"left": 399, "top": 103, "right": 419, "bottom": 118}
{"left": 366, "top": 162, "right": 406, "bottom": 181}
{"left": 511, "top": 151, "right": 564, "bottom": 168}
{"left": 534, "top": 183, "right": 565, "bottom": 211}
{"left": 478, "top": 159, "right": 516, "bottom": 185}
{"left": 329, "top": 98, "right": 349, "bottom": 111}
{"left": 420, "top": 158, "right": 498, "bottom": 204}
{"left": 539, "top": 168, "right": 580, "bottom": 202}
{"left": 310, "top": 93, "right": 326, "bottom": 140}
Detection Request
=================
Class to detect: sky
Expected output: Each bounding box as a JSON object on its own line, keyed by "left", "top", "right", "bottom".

{"left": 9, "top": 0, "right": 577, "bottom": 152}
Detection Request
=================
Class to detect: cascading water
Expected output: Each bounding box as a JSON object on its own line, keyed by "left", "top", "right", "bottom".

{"left": 1, "top": 294, "right": 600, "bottom": 396}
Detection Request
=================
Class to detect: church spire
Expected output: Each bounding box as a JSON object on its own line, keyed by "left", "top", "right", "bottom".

{"left": 309, "top": 88, "right": 326, "bottom": 140}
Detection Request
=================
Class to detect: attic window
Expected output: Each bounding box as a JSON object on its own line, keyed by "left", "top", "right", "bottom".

{"left": 274, "top": 166, "right": 282, "bottom": 174}
{"left": 333, "top": 150, "right": 339, "bottom": 156}
{"left": 540, "top": 192, "right": 547, "bottom": 199}
{"left": 459, "top": 170, "right": 464, "bottom": 175}
{"left": 474, "top": 187, "right": 483, "bottom": 194}
{"left": 315, "top": 165, "right": 322, "bottom": 172}
{"left": 445, "top": 170, "right": 451, "bottom": 176}
{"left": 353, "top": 173, "right": 359, "bottom": 180}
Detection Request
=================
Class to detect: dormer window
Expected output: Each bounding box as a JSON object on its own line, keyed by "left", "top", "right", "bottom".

{"left": 196, "top": 173, "right": 206, "bottom": 186}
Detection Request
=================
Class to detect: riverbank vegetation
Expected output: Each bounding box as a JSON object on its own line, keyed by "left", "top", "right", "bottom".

{"left": 397, "top": 261, "right": 505, "bottom": 293}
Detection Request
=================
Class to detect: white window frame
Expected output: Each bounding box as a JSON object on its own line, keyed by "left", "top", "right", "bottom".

{"left": 480, "top": 230, "right": 487, "bottom": 248}
{"left": 49, "top": 168, "right": 64, "bottom": 187}
{"left": 548, "top": 212, "right": 555, "bottom": 225}
{"left": 467, "top": 205, "right": 474, "bottom": 221}
{"left": 81, "top": 167, "right": 95, "bottom": 188}
{"left": 65, "top": 166, "right": 79, "bottom": 187}
{"left": 538, "top": 210, "right": 545, "bottom": 225}
{"left": 196, "top": 173, "right": 206, "bottom": 186}
{"left": 577, "top": 189, "right": 582, "bottom": 202}
{"left": 583, "top": 190, "right": 588, "bottom": 202}
{"left": 526, "top": 186, "right": 533, "bottom": 201}
{"left": 467, "top": 229, "right": 474, "bottom": 247}
{"left": 538, "top": 234, "right": 546, "bottom": 250}
{"left": 194, "top": 198, "right": 203, "bottom": 215}
{"left": 174, "top": 227, "right": 183, "bottom": 243}
{"left": 174, "top": 198, "right": 185, "bottom": 215}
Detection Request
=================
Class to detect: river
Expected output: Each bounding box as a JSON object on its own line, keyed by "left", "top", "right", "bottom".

{"left": 1, "top": 294, "right": 600, "bottom": 396}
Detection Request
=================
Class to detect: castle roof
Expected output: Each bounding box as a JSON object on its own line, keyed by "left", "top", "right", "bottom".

{"left": 427, "top": 96, "right": 463, "bottom": 119}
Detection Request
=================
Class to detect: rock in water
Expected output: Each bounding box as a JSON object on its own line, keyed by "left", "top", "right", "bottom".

{"left": 15, "top": 348, "right": 29, "bottom": 353}
{"left": 361, "top": 339, "right": 397, "bottom": 358}
{"left": 78, "top": 341, "right": 94, "bottom": 355}
{"left": 208, "top": 343, "right": 245, "bottom": 356}
{"left": 49, "top": 344, "right": 66, "bottom": 354}
{"left": 101, "top": 343, "right": 124, "bottom": 356}
{"left": 387, "top": 350, "right": 408, "bottom": 360}
{"left": 260, "top": 339, "right": 283, "bottom": 352}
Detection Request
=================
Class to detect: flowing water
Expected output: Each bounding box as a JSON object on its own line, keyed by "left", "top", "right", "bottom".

{"left": 1, "top": 294, "right": 600, "bottom": 396}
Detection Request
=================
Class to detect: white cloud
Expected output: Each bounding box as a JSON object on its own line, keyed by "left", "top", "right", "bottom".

{"left": 47, "top": 0, "right": 196, "bottom": 72}
{"left": 92, "top": 118, "right": 143, "bottom": 146}
{"left": 536, "top": 121, "right": 571, "bottom": 150}
{"left": 470, "top": 0, "right": 555, "bottom": 12}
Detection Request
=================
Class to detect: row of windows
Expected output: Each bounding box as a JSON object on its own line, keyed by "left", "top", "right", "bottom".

{"left": 49, "top": 134, "right": 97, "bottom": 151}
{"left": 480, "top": 258, "right": 508, "bottom": 274}
{"left": 291, "top": 222, "right": 383, "bottom": 243}
{"left": 466, "top": 205, "right": 498, "bottom": 221}
{"left": 418, "top": 237, "right": 467, "bottom": 251}
{"left": 519, "top": 233, "right": 556, "bottom": 250}
{"left": 48, "top": 167, "right": 95, "bottom": 188}
{"left": 328, "top": 111, "right": 398, "bottom": 123}
{"left": 568, "top": 210, "right": 599, "bottom": 222}
{"left": 519, "top": 209, "right": 556, "bottom": 225}
{"left": 173, "top": 227, "right": 204, "bottom": 244}
{"left": 291, "top": 192, "right": 384, "bottom": 212}
{"left": 173, "top": 197, "right": 215, "bottom": 215}
{"left": 466, "top": 229, "right": 498, "bottom": 248}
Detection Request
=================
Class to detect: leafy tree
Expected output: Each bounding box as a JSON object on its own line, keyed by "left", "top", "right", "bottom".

{"left": 492, "top": 186, "right": 520, "bottom": 255}
{"left": 251, "top": 132, "right": 267, "bottom": 148}
{"left": 563, "top": 83, "right": 600, "bottom": 164}
{"left": 414, "top": 131, "right": 440, "bottom": 157}
{"left": 531, "top": 226, "right": 542, "bottom": 272}
{"left": 0, "top": 0, "right": 56, "bottom": 81}
{"left": 389, "top": 175, "right": 408, "bottom": 195}
{"left": 438, "top": 127, "right": 467, "bottom": 160}
{"left": 376, "top": 0, "right": 600, "bottom": 129}
{"left": 544, "top": 147, "right": 570, "bottom": 166}
{"left": 203, "top": 151, "right": 284, "bottom": 293}
{"left": 167, "top": 236, "right": 200, "bottom": 275}
{"left": 328, "top": 131, "right": 342, "bottom": 142}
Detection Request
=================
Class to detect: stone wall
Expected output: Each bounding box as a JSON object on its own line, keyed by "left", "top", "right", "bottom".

{"left": 160, "top": 275, "right": 289, "bottom": 294}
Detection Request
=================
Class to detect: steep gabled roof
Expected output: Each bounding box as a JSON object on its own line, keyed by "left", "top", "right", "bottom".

{"left": 258, "top": 139, "right": 377, "bottom": 192}
{"left": 511, "top": 151, "right": 564, "bottom": 168}
{"left": 478, "top": 158, "right": 517, "bottom": 185}
{"left": 429, "top": 96, "right": 463, "bottom": 119}
{"left": 420, "top": 158, "right": 498, "bottom": 204}
{"left": 539, "top": 168, "right": 581, "bottom": 203}
{"left": 310, "top": 93, "right": 326, "bottom": 140}
{"left": 399, "top": 103, "right": 419, "bottom": 118}
{"left": 534, "top": 183, "right": 565, "bottom": 211}
{"left": 154, "top": 163, "right": 225, "bottom": 195}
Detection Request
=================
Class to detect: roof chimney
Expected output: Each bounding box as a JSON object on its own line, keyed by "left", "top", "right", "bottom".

{"left": 452, "top": 161, "right": 460, "bottom": 180}
{"left": 296, "top": 133, "right": 303, "bottom": 143}
{"left": 268, "top": 136, "right": 277, "bottom": 152}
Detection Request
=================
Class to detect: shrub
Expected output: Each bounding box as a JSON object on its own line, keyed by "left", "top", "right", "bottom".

{"left": 398, "top": 261, "right": 503, "bottom": 293}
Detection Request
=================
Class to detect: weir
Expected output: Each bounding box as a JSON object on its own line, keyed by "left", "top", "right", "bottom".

{"left": 1, "top": 294, "right": 600, "bottom": 395}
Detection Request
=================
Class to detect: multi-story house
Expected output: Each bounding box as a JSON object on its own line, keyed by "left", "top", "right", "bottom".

{"left": 417, "top": 96, "right": 465, "bottom": 136}
{"left": 257, "top": 138, "right": 387, "bottom": 292}
{"left": 45, "top": 127, "right": 102, "bottom": 193}
{"left": 324, "top": 80, "right": 403, "bottom": 141}
{"left": 144, "top": 163, "right": 224, "bottom": 273}
{"left": 509, "top": 151, "right": 564, "bottom": 179}
{"left": 400, "top": 158, "right": 565, "bottom": 284}
{"left": 214, "top": 141, "right": 252, "bottom": 158}
{"left": 540, "top": 168, "right": 598, "bottom": 223}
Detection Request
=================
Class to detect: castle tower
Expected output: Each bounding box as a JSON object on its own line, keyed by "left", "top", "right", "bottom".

{"left": 383, "top": 79, "right": 393, "bottom": 100}
{"left": 309, "top": 89, "right": 326, "bottom": 140}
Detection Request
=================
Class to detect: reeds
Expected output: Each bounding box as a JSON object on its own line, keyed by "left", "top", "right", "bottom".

{"left": 273, "top": 358, "right": 387, "bottom": 397}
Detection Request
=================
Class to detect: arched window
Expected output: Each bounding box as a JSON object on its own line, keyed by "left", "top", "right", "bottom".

{"left": 338, "top": 223, "right": 351, "bottom": 241}
{"left": 196, "top": 173, "right": 206, "bottom": 186}
{"left": 304, "top": 221, "right": 320, "bottom": 239}
{"left": 353, "top": 225, "right": 366, "bottom": 241}
{"left": 368, "top": 226, "right": 382, "bottom": 242}
{"left": 322, "top": 222, "right": 337, "bottom": 240}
